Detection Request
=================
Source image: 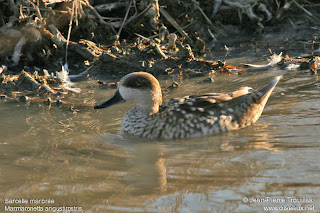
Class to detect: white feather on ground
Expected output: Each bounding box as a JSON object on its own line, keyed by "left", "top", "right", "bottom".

{"left": 56, "top": 66, "right": 81, "bottom": 93}
{"left": 245, "top": 52, "right": 283, "bottom": 69}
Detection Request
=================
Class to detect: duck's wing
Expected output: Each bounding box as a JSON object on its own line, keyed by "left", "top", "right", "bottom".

{"left": 158, "top": 77, "right": 280, "bottom": 118}
{"left": 188, "top": 86, "right": 252, "bottom": 102}
{"left": 158, "top": 86, "right": 252, "bottom": 115}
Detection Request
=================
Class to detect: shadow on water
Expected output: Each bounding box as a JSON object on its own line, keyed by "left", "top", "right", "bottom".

{"left": 1, "top": 66, "right": 320, "bottom": 212}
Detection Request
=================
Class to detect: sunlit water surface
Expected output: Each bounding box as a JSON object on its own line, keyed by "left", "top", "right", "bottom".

{"left": 1, "top": 61, "right": 320, "bottom": 212}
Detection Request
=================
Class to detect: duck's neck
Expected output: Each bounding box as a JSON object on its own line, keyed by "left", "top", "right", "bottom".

{"left": 133, "top": 104, "right": 159, "bottom": 115}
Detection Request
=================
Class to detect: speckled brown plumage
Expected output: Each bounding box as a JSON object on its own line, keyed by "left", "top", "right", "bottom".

{"left": 95, "top": 72, "right": 281, "bottom": 139}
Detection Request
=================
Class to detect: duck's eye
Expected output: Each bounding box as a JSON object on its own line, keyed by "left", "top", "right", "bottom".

{"left": 124, "top": 76, "right": 152, "bottom": 89}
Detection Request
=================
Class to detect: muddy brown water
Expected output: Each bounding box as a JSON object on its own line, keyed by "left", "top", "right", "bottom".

{"left": 1, "top": 58, "right": 320, "bottom": 212}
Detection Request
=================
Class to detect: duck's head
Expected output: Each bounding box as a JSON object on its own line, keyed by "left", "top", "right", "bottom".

{"left": 94, "top": 72, "right": 162, "bottom": 114}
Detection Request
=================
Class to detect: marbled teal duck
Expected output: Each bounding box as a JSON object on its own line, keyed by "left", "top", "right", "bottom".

{"left": 95, "top": 72, "right": 280, "bottom": 139}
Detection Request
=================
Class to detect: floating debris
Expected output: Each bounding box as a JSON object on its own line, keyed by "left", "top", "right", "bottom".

{"left": 285, "top": 64, "right": 300, "bottom": 70}
{"left": 168, "top": 81, "right": 179, "bottom": 90}
{"left": 245, "top": 53, "right": 283, "bottom": 69}
{"left": 97, "top": 80, "right": 118, "bottom": 89}
{"left": 284, "top": 55, "right": 320, "bottom": 73}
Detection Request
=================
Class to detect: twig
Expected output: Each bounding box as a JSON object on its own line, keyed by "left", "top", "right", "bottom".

{"left": 135, "top": 32, "right": 164, "bottom": 42}
{"left": 207, "top": 28, "right": 217, "bottom": 41}
{"left": 69, "top": 65, "right": 93, "bottom": 80}
{"left": 117, "top": 0, "right": 132, "bottom": 38}
{"left": 134, "top": 33, "right": 150, "bottom": 41}
{"left": 99, "top": 17, "right": 122, "bottom": 21}
{"left": 288, "top": 18, "right": 296, "bottom": 29}
{"left": 123, "top": 0, "right": 137, "bottom": 25}
{"left": 132, "top": 0, "right": 138, "bottom": 16}
{"left": 192, "top": 0, "right": 213, "bottom": 26}
{"left": 26, "top": 0, "right": 43, "bottom": 21}
{"left": 180, "top": 22, "right": 194, "bottom": 30}
{"left": 159, "top": 7, "right": 194, "bottom": 45}
{"left": 65, "top": 0, "right": 75, "bottom": 64}
{"left": 126, "top": 3, "right": 152, "bottom": 25}
{"left": 47, "top": 24, "right": 98, "bottom": 60}
{"left": 94, "top": 2, "right": 127, "bottom": 12}
{"left": 74, "top": 0, "right": 83, "bottom": 26}
{"left": 48, "top": 24, "right": 67, "bottom": 47}
{"left": 19, "top": 5, "right": 26, "bottom": 19}
{"left": 16, "top": 6, "right": 69, "bottom": 14}
{"left": 153, "top": 44, "right": 167, "bottom": 59}
{"left": 171, "top": 22, "right": 195, "bottom": 36}
{"left": 81, "top": 0, "right": 117, "bottom": 34}
{"left": 148, "top": 34, "right": 162, "bottom": 40}
{"left": 293, "top": 0, "right": 313, "bottom": 17}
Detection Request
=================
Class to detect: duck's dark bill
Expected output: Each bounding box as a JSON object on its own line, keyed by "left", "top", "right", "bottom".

{"left": 94, "top": 90, "right": 125, "bottom": 109}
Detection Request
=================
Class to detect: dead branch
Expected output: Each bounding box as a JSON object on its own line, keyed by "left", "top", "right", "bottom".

{"left": 48, "top": 24, "right": 67, "bottom": 47}
{"left": 192, "top": 0, "right": 213, "bottom": 26}
{"left": 65, "top": 0, "right": 75, "bottom": 63}
{"left": 26, "top": 0, "right": 43, "bottom": 21}
{"left": 159, "top": 7, "right": 194, "bottom": 45}
{"left": 153, "top": 43, "right": 167, "bottom": 59}
{"left": 81, "top": 0, "right": 117, "bottom": 34}
{"left": 47, "top": 24, "right": 100, "bottom": 61}
{"left": 126, "top": 3, "right": 152, "bottom": 26}
{"left": 117, "top": 0, "right": 133, "bottom": 38}
{"left": 94, "top": 2, "right": 127, "bottom": 14}
{"left": 293, "top": 0, "right": 312, "bottom": 17}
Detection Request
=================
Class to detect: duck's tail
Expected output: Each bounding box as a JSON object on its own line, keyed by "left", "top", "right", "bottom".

{"left": 256, "top": 75, "right": 282, "bottom": 106}
{"left": 235, "top": 76, "right": 281, "bottom": 128}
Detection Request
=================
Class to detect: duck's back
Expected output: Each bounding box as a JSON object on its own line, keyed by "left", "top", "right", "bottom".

{"left": 121, "top": 76, "right": 280, "bottom": 139}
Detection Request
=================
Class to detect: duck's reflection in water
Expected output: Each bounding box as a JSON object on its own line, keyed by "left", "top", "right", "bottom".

{"left": 123, "top": 143, "right": 167, "bottom": 195}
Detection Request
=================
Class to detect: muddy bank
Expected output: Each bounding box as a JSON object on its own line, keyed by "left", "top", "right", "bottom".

{"left": 0, "top": 1, "right": 319, "bottom": 70}
{"left": 0, "top": 0, "right": 319, "bottom": 106}
{"left": 0, "top": 66, "right": 82, "bottom": 107}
